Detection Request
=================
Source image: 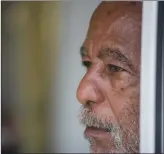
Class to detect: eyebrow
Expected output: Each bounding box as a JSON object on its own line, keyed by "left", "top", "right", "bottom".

{"left": 80, "top": 46, "right": 133, "bottom": 69}
{"left": 98, "top": 47, "right": 133, "bottom": 69}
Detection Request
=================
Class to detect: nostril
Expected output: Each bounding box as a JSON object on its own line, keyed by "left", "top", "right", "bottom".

{"left": 86, "top": 100, "right": 96, "bottom": 106}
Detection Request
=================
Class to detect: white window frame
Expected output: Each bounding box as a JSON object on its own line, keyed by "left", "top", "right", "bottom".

{"left": 140, "top": 1, "right": 158, "bottom": 153}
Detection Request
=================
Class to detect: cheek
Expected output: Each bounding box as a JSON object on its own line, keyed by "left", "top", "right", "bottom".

{"left": 107, "top": 73, "right": 140, "bottom": 123}
{"left": 110, "top": 72, "right": 135, "bottom": 91}
{"left": 118, "top": 88, "right": 140, "bottom": 125}
{"left": 118, "top": 92, "right": 140, "bottom": 148}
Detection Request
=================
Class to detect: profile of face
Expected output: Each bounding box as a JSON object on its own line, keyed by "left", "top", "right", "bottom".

{"left": 77, "top": 1, "right": 142, "bottom": 153}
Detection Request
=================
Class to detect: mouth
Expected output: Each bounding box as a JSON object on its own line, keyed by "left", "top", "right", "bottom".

{"left": 86, "top": 126, "right": 110, "bottom": 132}
{"left": 84, "top": 126, "right": 112, "bottom": 138}
{"left": 84, "top": 126, "right": 115, "bottom": 150}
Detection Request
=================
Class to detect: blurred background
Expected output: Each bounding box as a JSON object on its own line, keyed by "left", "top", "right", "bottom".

{"left": 1, "top": 1, "right": 100, "bottom": 153}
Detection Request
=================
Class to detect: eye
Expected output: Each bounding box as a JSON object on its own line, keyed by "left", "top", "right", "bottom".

{"left": 82, "top": 61, "right": 92, "bottom": 69}
{"left": 108, "top": 64, "right": 125, "bottom": 73}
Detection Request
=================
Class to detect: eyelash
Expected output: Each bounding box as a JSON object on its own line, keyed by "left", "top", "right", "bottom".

{"left": 82, "top": 61, "right": 125, "bottom": 73}
{"left": 108, "top": 64, "right": 125, "bottom": 73}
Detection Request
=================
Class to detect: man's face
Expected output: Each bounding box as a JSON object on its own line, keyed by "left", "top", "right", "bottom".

{"left": 77, "top": 2, "right": 142, "bottom": 153}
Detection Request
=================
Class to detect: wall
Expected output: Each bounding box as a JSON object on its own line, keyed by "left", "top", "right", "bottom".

{"left": 49, "top": 1, "right": 100, "bottom": 153}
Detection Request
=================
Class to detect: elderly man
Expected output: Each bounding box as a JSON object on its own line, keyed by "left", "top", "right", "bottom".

{"left": 77, "top": 1, "right": 142, "bottom": 153}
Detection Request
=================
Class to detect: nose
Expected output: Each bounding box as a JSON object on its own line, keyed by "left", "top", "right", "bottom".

{"left": 76, "top": 77, "right": 104, "bottom": 105}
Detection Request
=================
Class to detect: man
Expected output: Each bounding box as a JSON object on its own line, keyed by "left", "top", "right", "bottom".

{"left": 77, "top": 1, "right": 142, "bottom": 153}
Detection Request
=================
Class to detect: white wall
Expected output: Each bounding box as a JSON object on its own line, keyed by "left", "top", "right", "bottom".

{"left": 50, "top": 1, "right": 100, "bottom": 153}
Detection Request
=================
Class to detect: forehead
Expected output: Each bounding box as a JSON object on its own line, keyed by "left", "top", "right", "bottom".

{"left": 83, "top": 2, "right": 142, "bottom": 64}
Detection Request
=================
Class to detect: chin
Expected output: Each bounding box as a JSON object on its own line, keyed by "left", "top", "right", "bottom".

{"left": 87, "top": 135, "right": 139, "bottom": 153}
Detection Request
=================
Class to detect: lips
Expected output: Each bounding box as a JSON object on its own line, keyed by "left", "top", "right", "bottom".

{"left": 87, "top": 126, "right": 109, "bottom": 132}
{"left": 84, "top": 126, "right": 115, "bottom": 150}
{"left": 84, "top": 126, "right": 111, "bottom": 138}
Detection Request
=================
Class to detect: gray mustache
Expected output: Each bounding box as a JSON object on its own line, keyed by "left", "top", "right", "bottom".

{"left": 78, "top": 106, "right": 120, "bottom": 133}
{"left": 78, "top": 105, "right": 139, "bottom": 153}
{"left": 78, "top": 105, "right": 126, "bottom": 152}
